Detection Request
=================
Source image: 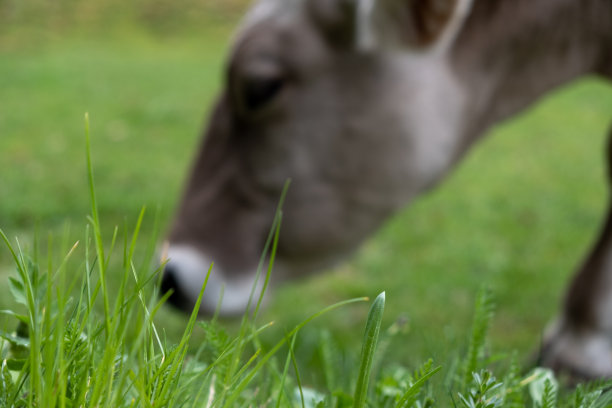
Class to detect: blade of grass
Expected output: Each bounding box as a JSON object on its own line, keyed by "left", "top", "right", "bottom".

{"left": 275, "top": 331, "right": 300, "bottom": 408}
{"left": 219, "top": 180, "right": 289, "bottom": 404}
{"left": 397, "top": 365, "right": 442, "bottom": 408}
{"left": 84, "top": 112, "right": 111, "bottom": 336}
{"left": 152, "top": 264, "right": 212, "bottom": 404}
{"left": 353, "top": 291, "right": 385, "bottom": 408}
{"left": 289, "top": 331, "right": 305, "bottom": 408}
{"left": 251, "top": 179, "right": 290, "bottom": 321}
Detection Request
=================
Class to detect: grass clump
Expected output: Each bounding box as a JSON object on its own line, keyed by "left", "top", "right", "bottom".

{"left": 2, "top": 225, "right": 612, "bottom": 407}
{"left": 0, "top": 221, "right": 368, "bottom": 407}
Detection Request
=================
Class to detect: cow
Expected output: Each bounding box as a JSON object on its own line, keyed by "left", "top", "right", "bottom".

{"left": 160, "top": 0, "right": 612, "bottom": 378}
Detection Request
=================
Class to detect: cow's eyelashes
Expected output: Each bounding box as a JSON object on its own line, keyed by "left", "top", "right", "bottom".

{"left": 242, "top": 75, "right": 285, "bottom": 112}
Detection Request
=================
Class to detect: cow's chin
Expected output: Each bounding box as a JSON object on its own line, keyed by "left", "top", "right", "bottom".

{"left": 161, "top": 245, "right": 266, "bottom": 317}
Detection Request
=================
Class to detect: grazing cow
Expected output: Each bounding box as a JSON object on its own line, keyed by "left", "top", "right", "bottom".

{"left": 161, "top": 0, "right": 612, "bottom": 377}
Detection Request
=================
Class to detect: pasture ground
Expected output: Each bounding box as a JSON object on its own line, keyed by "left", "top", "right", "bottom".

{"left": 1, "top": 9, "right": 612, "bottom": 395}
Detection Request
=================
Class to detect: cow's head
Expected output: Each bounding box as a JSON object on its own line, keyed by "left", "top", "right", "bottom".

{"left": 162, "top": 0, "right": 473, "bottom": 315}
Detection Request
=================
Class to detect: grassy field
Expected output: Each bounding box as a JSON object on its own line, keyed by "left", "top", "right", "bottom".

{"left": 1, "top": 9, "right": 612, "bottom": 401}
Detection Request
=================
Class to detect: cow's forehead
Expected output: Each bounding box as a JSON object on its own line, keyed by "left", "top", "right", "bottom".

{"left": 241, "top": 0, "right": 306, "bottom": 29}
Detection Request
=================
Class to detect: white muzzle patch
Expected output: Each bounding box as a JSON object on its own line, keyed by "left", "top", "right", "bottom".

{"left": 164, "top": 245, "right": 266, "bottom": 316}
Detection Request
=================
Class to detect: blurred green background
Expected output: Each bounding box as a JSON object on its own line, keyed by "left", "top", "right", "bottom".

{"left": 1, "top": 0, "right": 612, "bottom": 387}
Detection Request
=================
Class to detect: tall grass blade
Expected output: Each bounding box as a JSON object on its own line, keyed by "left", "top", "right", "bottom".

{"left": 84, "top": 112, "right": 112, "bottom": 335}
{"left": 219, "top": 180, "right": 289, "bottom": 405}
{"left": 353, "top": 291, "right": 385, "bottom": 408}
{"left": 275, "top": 331, "right": 299, "bottom": 408}
{"left": 252, "top": 179, "right": 290, "bottom": 321}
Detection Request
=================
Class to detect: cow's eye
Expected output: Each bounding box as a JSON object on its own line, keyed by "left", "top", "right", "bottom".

{"left": 232, "top": 57, "right": 286, "bottom": 115}
{"left": 242, "top": 75, "right": 284, "bottom": 112}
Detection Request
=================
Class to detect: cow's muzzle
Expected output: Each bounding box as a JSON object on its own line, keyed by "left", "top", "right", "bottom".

{"left": 160, "top": 244, "right": 266, "bottom": 316}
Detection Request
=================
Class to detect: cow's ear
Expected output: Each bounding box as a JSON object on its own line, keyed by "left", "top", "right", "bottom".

{"left": 309, "top": 0, "right": 473, "bottom": 53}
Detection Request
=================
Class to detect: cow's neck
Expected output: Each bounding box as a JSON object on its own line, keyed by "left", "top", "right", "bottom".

{"left": 453, "top": 0, "right": 611, "bottom": 137}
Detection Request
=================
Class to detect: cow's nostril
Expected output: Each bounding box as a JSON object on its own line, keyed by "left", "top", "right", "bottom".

{"left": 160, "top": 265, "right": 191, "bottom": 311}
{"left": 160, "top": 265, "right": 177, "bottom": 294}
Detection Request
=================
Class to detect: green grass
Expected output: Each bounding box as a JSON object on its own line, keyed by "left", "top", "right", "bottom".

{"left": 1, "top": 12, "right": 612, "bottom": 405}
{"left": 1, "top": 202, "right": 612, "bottom": 406}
